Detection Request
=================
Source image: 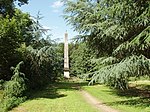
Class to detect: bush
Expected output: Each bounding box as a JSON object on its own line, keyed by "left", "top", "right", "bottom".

{"left": 2, "top": 96, "right": 26, "bottom": 112}
{"left": 1, "top": 61, "right": 27, "bottom": 112}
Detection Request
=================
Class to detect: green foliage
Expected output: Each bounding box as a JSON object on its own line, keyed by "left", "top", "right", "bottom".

{"left": 0, "top": 80, "right": 4, "bottom": 90}
{"left": 70, "top": 42, "right": 94, "bottom": 77}
{"left": 91, "top": 57, "right": 120, "bottom": 71}
{"left": 113, "top": 26, "right": 150, "bottom": 59}
{"left": 86, "top": 55, "right": 150, "bottom": 90}
{"left": 4, "top": 61, "right": 26, "bottom": 98}
{"left": 0, "top": 9, "right": 33, "bottom": 80}
{"left": 0, "top": 0, "right": 29, "bottom": 16}
{"left": 0, "top": 6, "right": 63, "bottom": 90}
{"left": 18, "top": 42, "right": 63, "bottom": 89}
{"left": 64, "top": 0, "right": 150, "bottom": 89}
{"left": 2, "top": 96, "right": 26, "bottom": 112}
{"left": 1, "top": 61, "right": 27, "bottom": 112}
{"left": 64, "top": 0, "right": 150, "bottom": 56}
{"left": 0, "top": 1, "right": 64, "bottom": 111}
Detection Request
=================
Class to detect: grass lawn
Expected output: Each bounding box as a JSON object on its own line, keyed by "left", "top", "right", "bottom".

{"left": 10, "top": 82, "right": 99, "bottom": 112}
{"left": 0, "top": 90, "right": 3, "bottom": 112}
{"left": 0, "top": 90, "right": 3, "bottom": 101}
{"left": 5, "top": 80, "right": 150, "bottom": 112}
{"left": 83, "top": 80, "right": 150, "bottom": 112}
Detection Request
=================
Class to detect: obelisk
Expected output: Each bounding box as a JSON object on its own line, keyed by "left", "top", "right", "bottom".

{"left": 64, "top": 32, "right": 70, "bottom": 78}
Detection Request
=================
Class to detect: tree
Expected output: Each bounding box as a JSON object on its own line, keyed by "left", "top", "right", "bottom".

{"left": 64, "top": 0, "right": 150, "bottom": 89}
{"left": 70, "top": 42, "right": 94, "bottom": 77}
{"left": 0, "top": 0, "right": 28, "bottom": 16}
{"left": 20, "top": 44, "right": 63, "bottom": 89}
{"left": 0, "top": 9, "right": 33, "bottom": 80}
{"left": 2, "top": 61, "right": 27, "bottom": 111}
{"left": 0, "top": 1, "right": 64, "bottom": 111}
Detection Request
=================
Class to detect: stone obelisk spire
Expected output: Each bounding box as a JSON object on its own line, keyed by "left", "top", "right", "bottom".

{"left": 64, "top": 32, "right": 70, "bottom": 78}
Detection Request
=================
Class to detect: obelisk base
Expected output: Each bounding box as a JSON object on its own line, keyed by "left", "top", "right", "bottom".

{"left": 64, "top": 71, "right": 70, "bottom": 78}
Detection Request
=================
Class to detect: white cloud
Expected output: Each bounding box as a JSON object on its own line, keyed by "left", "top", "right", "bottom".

{"left": 42, "top": 26, "right": 51, "bottom": 30}
{"left": 52, "top": 1, "right": 64, "bottom": 8}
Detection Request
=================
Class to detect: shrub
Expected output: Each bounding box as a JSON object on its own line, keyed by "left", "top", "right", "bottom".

{"left": 1, "top": 61, "right": 27, "bottom": 112}
{"left": 2, "top": 96, "right": 26, "bottom": 112}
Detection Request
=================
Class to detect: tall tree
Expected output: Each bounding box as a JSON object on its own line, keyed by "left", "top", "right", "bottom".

{"left": 64, "top": 0, "right": 150, "bottom": 89}
{"left": 0, "top": 9, "right": 33, "bottom": 80}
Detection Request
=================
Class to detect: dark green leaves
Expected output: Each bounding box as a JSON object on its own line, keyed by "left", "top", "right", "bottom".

{"left": 64, "top": 0, "right": 150, "bottom": 89}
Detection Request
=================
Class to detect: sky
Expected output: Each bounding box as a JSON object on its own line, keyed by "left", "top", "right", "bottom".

{"left": 16, "top": 0, "right": 77, "bottom": 42}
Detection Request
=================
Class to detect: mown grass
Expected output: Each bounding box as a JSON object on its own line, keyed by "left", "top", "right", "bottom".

{"left": 10, "top": 82, "right": 99, "bottom": 112}
{"left": 0, "top": 90, "right": 3, "bottom": 101}
{"left": 0, "top": 90, "right": 3, "bottom": 112}
{"left": 6, "top": 80, "right": 150, "bottom": 112}
{"left": 83, "top": 80, "right": 150, "bottom": 112}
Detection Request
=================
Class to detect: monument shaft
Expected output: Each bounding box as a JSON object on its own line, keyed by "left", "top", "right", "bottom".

{"left": 64, "top": 32, "right": 70, "bottom": 78}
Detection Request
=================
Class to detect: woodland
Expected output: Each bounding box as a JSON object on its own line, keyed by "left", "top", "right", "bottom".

{"left": 0, "top": 0, "right": 150, "bottom": 112}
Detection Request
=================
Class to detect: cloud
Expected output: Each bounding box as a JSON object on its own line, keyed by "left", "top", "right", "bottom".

{"left": 52, "top": 1, "right": 64, "bottom": 8}
{"left": 42, "top": 26, "right": 51, "bottom": 30}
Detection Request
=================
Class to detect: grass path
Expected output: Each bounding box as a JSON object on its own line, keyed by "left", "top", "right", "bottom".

{"left": 80, "top": 90, "right": 119, "bottom": 112}
{"left": 9, "top": 82, "right": 100, "bottom": 112}
{"left": 84, "top": 83, "right": 150, "bottom": 112}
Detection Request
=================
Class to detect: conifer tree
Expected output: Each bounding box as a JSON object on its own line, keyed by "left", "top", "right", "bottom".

{"left": 64, "top": 0, "right": 150, "bottom": 89}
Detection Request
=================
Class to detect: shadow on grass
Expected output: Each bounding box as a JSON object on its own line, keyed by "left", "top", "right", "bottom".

{"left": 107, "top": 85, "right": 150, "bottom": 108}
{"left": 110, "top": 97, "right": 150, "bottom": 108}
{"left": 29, "top": 81, "right": 88, "bottom": 100}
{"left": 117, "top": 86, "right": 150, "bottom": 97}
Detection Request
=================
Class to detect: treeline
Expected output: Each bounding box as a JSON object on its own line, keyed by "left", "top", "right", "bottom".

{"left": 66, "top": 0, "right": 150, "bottom": 89}
{"left": 0, "top": 0, "right": 63, "bottom": 111}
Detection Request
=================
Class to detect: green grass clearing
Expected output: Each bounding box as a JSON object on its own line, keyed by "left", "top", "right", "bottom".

{"left": 5, "top": 80, "right": 150, "bottom": 112}
{"left": 83, "top": 80, "right": 150, "bottom": 112}
{"left": 9, "top": 82, "right": 100, "bottom": 112}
